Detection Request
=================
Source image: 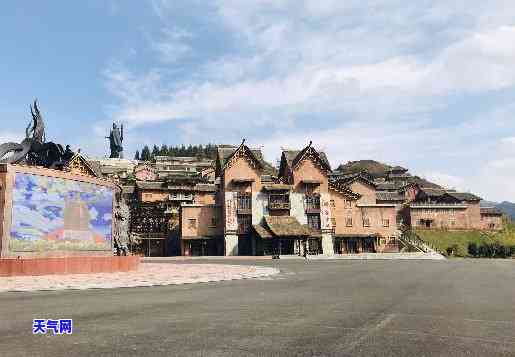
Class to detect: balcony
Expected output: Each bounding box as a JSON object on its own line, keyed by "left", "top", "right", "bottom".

{"left": 268, "top": 193, "right": 290, "bottom": 210}
{"left": 169, "top": 193, "right": 194, "bottom": 201}
{"left": 237, "top": 193, "right": 252, "bottom": 215}
{"left": 269, "top": 202, "right": 290, "bottom": 210}
{"left": 305, "top": 194, "right": 321, "bottom": 214}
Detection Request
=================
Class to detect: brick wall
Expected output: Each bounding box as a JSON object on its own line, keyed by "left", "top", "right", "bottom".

{"left": 410, "top": 206, "right": 473, "bottom": 229}
{"left": 330, "top": 190, "right": 398, "bottom": 238}
{"left": 480, "top": 214, "right": 503, "bottom": 231}
{"left": 292, "top": 159, "right": 328, "bottom": 194}
{"left": 348, "top": 181, "right": 376, "bottom": 204}
{"left": 181, "top": 205, "right": 223, "bottom": 238}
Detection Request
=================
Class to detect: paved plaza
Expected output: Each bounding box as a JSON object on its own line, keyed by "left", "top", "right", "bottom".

{"left": 0, "top": 263, "right": 278, "bottom": 292}
{"left": 1, "top": 259, "right": 515, "bottom": 356}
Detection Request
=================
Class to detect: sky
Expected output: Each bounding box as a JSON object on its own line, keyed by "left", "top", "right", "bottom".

{"left": 1, "top": 1, "right": 515, "bottom": 202}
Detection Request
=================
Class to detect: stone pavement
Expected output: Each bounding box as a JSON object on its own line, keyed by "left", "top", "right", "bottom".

{"left": 144, "top": 252, "right": 446, "bottom": 262}
{"left": 0, "top": 263, "right": 279, "bottom": 292}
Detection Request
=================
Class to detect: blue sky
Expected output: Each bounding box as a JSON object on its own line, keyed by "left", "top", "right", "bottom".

{"left": 1, "top": 1, "right": 515, "bottom": 201}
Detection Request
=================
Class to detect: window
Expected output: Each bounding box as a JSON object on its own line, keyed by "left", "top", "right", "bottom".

{"left": 345, "top": 217, "right": 353, "bottom": 227}
{"left": 237, "top": 215, "right": 252, "bottom": 234}
{"left": 210, "top": 217, "right": 218, "bottom": 227}
{"left": 305, "top": 194, "right": 321, "bottom": 210}
{"left": 330, "top": 200, "right": 335, "bottom": 208}
{"left": 188, "top": 219, "right": 197, "bottom": 229}
{"left": 382, "top": 219, "right": 389, "bottom": 227}
{"left": 363, "top": 217, "right": 370, "bottom": 227}
{"left": 237, "top": 193, "right": 251, "bottom": 210}
{"left": 307, "top": 214, "right": 321, "bottom": 230}
{"left": 331, "top": 218, "right": 336, "bottom": 227}
{"left": 344, "top": 200, "right": 352, "bottom": 209}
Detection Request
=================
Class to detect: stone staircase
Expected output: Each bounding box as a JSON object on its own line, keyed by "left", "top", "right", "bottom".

{"left": 398, "top": 230, "right": 441, "bottom": 254}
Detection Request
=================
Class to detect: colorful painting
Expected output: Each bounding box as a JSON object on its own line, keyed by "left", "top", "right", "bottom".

{"left": 10, "top": 173, "right": 113, "bottom": 252}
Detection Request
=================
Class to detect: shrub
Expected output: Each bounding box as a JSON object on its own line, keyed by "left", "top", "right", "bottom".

{"left": 467, "top": 242, "right": 478, "bottom": 257}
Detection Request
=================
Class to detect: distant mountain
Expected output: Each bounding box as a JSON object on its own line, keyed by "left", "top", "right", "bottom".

{"left": 481, "top": 200, "right": 515, "bottom": 219}
{"left": 496, "top": 201, "right": 515, "bottom": 219}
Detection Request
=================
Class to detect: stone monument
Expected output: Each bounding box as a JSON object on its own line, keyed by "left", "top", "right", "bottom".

{"left": 107, "top": 123, "right": 124, "bottom": 159}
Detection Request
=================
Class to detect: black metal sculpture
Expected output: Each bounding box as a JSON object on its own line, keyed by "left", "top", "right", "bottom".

{"left": 0, "top": 100, "right": 74, "bottom": 168}
{"left": 106, "top": 123, "right": 123, "bottom": 159}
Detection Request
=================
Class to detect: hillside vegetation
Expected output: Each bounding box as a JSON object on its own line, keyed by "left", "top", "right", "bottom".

{"left": 415, "top": 220, "right": 515, "bottom": 257}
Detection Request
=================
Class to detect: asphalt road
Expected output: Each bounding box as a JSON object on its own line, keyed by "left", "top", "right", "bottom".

{"left": 1, "top": 259, "right": 515, "bottom": 357}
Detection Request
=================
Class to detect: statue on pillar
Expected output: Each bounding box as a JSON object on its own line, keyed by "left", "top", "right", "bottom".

{"left": 107, "top": 123, "right": 124, "bottom": 158}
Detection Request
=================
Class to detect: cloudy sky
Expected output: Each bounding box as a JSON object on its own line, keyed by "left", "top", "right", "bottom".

{"left": 1, "top": 1, "right": 515, "bottom": 201}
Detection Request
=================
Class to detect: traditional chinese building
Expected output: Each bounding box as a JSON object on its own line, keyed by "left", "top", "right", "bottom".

{"left": 179, "top": 141, "right": 424, "bottom": 256}
{"left": 406, "top": 188, "right": 483, "bottom": 230}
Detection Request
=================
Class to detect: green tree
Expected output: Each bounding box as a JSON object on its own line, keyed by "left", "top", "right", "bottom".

{"left": 134, "top": 150, "right": 140, "bottom": 160}
{"left": 141, "top": 145, "right": 151, "bottom": 161}
{"left": 151, "top": 145, "right": 160, "bottom": 159}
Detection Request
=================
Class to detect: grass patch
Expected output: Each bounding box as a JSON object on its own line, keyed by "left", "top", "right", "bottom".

{"left": 414, "top": 220, "right": 515, "bottom": 257}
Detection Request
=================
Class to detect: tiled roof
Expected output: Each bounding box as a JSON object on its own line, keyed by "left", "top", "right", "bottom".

{"left": 376, "top": 191, "right": 405, "bottom": 202}
{"left": 419, "top": 188, "right": 447, "bottom": 198}
{"left": 332, "top": 172, "right": 376, "bottom": 189}
{"left": 194, "top": 183, "right": 216, "bottom": 192}
{"left": 328, "top": 181, "right": 361, "bottom": 200}
{"left": 480, "top": 207, "right": 503, "bottom": 215}
{"left": 135, "top": 181, "right": 165, "bottom": 190}
{"left": 217, "top": 144, "right": 277, "bottom": 175}
{"left": 264, "top": 216, "right": 312, "bottom": 237}
{"left": 262, "top": 184, "right": 291, "bottom": 191}
{"left": 253, "top": 224, "right": 274, "bottom": 239}
{"left": 446, "top": 192, "right": 482, "bottom": 202}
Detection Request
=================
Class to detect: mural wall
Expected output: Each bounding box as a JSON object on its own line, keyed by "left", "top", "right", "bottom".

{"left": 10, "top": 173, "right": 113, "bottom": 252}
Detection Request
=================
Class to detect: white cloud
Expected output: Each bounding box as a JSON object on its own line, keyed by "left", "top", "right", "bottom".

{"left": 101, "top": 1, "right": 515, "bottom": 202}
{"left": 0, "top": 131, "right": 22, "bottom": 144}
{"left": 421, "top": 172, "right": 466, "bottom": 191}
{"left": 150, "top": 27, "right": 193, "bottom": 63}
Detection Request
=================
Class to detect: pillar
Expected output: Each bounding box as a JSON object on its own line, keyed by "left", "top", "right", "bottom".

{"left": 321, "top": 232, "right": 334, "bottom": 256}
{"left": 225, "top": 234, "right": 238, "bottom": 256}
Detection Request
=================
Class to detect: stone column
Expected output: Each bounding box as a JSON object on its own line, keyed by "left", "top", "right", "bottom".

{"left": 225, "top": 234, "right": 239, "bottom": 256}
{"left": 321, "top": 231, "right": 334, "bottom": 256}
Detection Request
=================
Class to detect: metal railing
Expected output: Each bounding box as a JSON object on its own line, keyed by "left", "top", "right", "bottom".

{"left": 398, "top": 230, "right": 439, "bottom": 253}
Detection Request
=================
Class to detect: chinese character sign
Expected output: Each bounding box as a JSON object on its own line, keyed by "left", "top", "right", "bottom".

{"left": 33, "top": 319, "right": 73, "bottom": 335}
{"left": 225, "top": 192, "right": 237, "bottom": 231}
{"left": 320, "top": 193, "right": 332, "bottom": 230}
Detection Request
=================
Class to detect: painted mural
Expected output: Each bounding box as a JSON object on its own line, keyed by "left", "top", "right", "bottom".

{"left": 10, "top": 173, "right": 113, "bottom": 252}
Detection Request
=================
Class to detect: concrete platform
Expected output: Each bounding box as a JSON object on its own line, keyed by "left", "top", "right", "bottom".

{"left": 0, "top": 256, "right": 140, "bottom": 276}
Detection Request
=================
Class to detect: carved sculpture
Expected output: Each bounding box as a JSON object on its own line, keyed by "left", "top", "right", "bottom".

{"left": 0, "top": 100, "right": 74, "bottom": 168}
{"left": 106, "top": 123, "right": 123, "bottom": 159}
{"left": 113, "top": 191, "right": 131, "bottom": 255}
